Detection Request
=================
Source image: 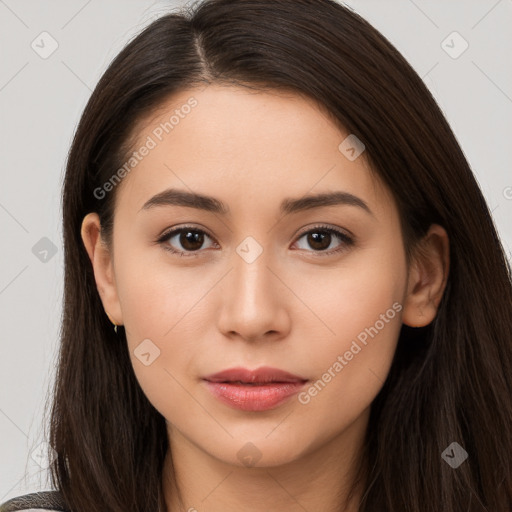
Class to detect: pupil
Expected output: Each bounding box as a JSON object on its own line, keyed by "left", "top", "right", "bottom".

{"left": 308, "top": 231, "right": 330, "bottom": 250}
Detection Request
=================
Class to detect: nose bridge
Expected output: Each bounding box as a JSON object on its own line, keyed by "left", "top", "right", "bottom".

{"left": 217, "top": 237, "right": 289, "bottom": 340}
{"left": 231, "top": 238, "right": 275, "bottom": 314}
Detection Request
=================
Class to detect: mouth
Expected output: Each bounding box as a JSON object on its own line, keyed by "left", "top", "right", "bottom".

{"left": 202, "top": 366, "right": 308, "bottom": 411}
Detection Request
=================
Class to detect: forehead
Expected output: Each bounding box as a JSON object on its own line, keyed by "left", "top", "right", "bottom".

{"left": 115, "top": 84, "right": 395, "bottom": 221}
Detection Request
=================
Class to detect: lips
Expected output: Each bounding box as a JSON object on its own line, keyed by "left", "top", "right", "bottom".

{"left": 202, "top": 366, "right": 308, "bottom": 412}
{"left": 203, "top": 366, "right": 307, "bottom": 384}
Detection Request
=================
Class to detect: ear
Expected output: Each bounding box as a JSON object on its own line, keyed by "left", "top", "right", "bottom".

{"left": 81, "top": 212, "right": 123, "bottom": 326}
{"left": 402, "top": 224, "right": 450, "bottom": 328}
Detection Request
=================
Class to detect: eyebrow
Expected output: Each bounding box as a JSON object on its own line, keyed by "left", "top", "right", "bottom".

{"left": 139, "top": 188, "right": 373, "bottom": 217}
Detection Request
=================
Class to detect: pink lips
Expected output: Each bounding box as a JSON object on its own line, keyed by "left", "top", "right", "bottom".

{"left": 202, "top": 366, "right": 308, "bottom": 412}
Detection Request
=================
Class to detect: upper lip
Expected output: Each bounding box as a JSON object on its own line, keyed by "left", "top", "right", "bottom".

{"left": 203, "top": 366, "right": 308, "bottom": 384}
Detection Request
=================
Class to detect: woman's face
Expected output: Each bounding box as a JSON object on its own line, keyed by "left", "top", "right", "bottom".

{"left": 85, "top": 85, "right": 413, "bottom": 467}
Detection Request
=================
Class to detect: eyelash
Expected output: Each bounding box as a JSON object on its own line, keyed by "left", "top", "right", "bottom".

{"left": 156, "top": 224, "right": 354, "bottom": 259}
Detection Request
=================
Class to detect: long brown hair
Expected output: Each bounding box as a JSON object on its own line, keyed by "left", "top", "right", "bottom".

{"left": 46, "top": 0, "right": 512, "bottom": 510}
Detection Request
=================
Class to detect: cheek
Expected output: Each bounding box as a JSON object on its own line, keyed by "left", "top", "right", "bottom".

{"left": 114, "top": 236, "right": 215, "bottom": 340}
{"left": 291, "top": 243, "right": 405, "bottom": 430}
{"left": 113, "top": 247, "right": 222, "bottom": 419}
{"left": 288, "top": 236, "right": 406, "bottom": 344}
{"left": 291, "top": 284, "right": 402, "bottom": 450}
{"left": 119, "top": 271, "right": 205, "bottom": 425}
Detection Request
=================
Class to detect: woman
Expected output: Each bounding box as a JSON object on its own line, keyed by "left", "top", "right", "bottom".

{"left": 2, "top": 0, "right": 511, "bottom": 511}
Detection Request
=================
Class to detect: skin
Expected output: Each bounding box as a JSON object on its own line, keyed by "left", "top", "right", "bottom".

{"left": 81, "top": 85, "right": 449, "bottom": 512}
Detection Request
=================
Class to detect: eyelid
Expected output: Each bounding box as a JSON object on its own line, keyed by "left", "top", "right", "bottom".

{"left": 293, "top": 223, "right": 354, "bottom": 241}
{"left": 157, "top": 223, "right": 215, "bottom": 242}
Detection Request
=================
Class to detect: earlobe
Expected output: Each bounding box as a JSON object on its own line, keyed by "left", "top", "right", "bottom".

{"left": 80, "top": 212, "right": 123, "bottom": 326}
{"left": 401, "top": 224, "right": 450, "bottom": 328}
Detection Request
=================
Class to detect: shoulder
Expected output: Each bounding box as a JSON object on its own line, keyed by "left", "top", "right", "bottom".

{"left": 0, "top": 491, "right": 70, "bottom": 512}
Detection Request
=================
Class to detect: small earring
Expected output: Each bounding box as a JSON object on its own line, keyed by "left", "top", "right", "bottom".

{"left": 105, "top": 311, "right": 118, "bottom": 334}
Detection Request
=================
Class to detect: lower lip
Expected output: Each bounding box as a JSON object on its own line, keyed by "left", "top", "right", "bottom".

{"left": 203, "top": 380, "right": 307, "bottom": 411}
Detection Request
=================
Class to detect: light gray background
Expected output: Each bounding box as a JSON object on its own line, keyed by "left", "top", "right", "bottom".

{"left": 1, "top": 0, "right": 511, "bottom": 502}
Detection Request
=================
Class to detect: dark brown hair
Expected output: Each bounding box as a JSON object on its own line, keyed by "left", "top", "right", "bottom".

{"left": 45, "top": 0, "right": 512, "bottom": 510}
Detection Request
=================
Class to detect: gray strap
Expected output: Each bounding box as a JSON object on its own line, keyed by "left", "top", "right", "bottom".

{"left": 0, "top": 492, "right": 69, "bottom": 512}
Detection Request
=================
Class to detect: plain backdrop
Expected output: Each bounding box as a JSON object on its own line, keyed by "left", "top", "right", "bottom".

{"left": 1, "top": 0, "right": 511, "bottom": 502}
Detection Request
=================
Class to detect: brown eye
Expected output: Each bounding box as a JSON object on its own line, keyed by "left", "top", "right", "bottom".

{"left": 293, "top": 225, "right": 354, "bottom": 255}
{"left": 158, "top": 226, "right": 216, "bottom": 256}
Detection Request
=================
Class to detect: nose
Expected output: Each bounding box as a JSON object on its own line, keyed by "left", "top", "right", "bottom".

{"left": 216, "top": 245, "right": 292, "bottom": 343}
